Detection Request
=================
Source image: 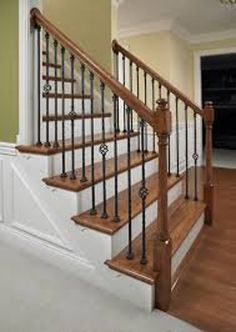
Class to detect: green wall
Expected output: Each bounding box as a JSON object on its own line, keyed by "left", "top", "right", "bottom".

{"left": 0, "top": 0, "right": 18, "bottom": 143}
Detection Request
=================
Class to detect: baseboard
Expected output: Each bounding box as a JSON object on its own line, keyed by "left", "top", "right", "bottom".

{"left": 0, "top": 142, "right": 16, "bottom": 156}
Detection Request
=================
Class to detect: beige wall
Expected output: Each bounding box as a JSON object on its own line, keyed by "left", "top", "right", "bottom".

{"left": 43, "top": 0, "right": 112, "bottom": 71}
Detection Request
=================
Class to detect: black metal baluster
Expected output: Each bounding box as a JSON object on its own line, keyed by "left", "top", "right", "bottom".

{"left": 139, "top": 119, "right": 148, "bottom": 265}
{"left": 36, "top": 25, "right": 42, "bottom": 146}
{"left": 175, "top": 97, "right": 180, "bottom": 177}
{"left": 99, "top": 82, "right": 108, "bottom": 218}
{"left": 136, "top": 66, "right": 141, "bottom": 152}
{"left": 113, "top": 94, "right": 120, "bottom": 223}
{"left": 80, "top": 63, "right": 87, "bottom": 182}
{"left": 115, "top": 52, "right": 120, "bottom": 133}
{"left": 89, "top": 72, "right": 96, "bottom": 215}
{"left": 126, "top": 107, "right": 134, "bottom": 259}
{"left": 193, "top": 112, "right": 199, "bottom": 201}
{"left": 122, "top": 55, "right": 127, "bottom": 132}
{"left": 44, "top": 32, "right": 51, "bottom": 147}
{"left": 53, "top": 39, "right": 59, "bottom": 148}
{"left": 152, "top": 78, "right": 155, "bottom": 153}
{"left": 60, "top": 46, "right": 67, "bottom": 178}
{"left": 129, "top": 60, "right": 134, "bottom": 132}
{"left": 185, "top": 104, "right": 189, "bottom": 199}
{"left": 69, "top": 55, "right": 76, "bottom": 180}
{"left": 144, "top": 72, "right": 148, "bottom": 152}
{"left": 167, "top": 91, "right": 171, "bottom": 176}
{"left": 159, "top": 82, "right": 162, "bottom": 99}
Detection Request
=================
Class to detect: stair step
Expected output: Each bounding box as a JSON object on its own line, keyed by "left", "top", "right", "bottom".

{"left": 43, "top": 92, "right": 90, "bottom": 99}
{"left": 105, "top": 199, "right": 206, "bottom": 285}
{"left": 43, "top": 151, "right": 158, "bottom": 192}
{"left": 42, "top": 112, "right": 111, "bottom": 122}
{"left": 72, "top": 173, "right": 182, "bottom": 235}
{"left": 42, "top": 75, "right": 76, "bottom": 83}
{"left": 16, "top": 131, "right": 138, "bottom": 156}
{"left": 42, "top": 62, "right": 61, "bottom": 69}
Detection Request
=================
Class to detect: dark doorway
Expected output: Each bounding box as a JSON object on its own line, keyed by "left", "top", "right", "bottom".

{"left": 201, "top": 54, "right": 236, "bottom": 150}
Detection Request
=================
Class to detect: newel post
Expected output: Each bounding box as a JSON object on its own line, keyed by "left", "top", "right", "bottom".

{"left": 153, "top": 99, "right": 172, "bottom": 311}
{"left": 203, "top": 101, "right": 215, "bottom": 226}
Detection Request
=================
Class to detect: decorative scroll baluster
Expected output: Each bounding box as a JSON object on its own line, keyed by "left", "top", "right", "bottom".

{"left": 69, "top": 55, "right": 76, "bottom": 180}
{"left": 80, "top": 63, "right": 87, "bottom": 183}
{"left": 126, "top": 107, "right": 133, "bottom": 259}
{"left": 99, "top": 82, "right": 108, "bottom": 219}
{"left": 89, "top": 72, "right": 96, "bottom": 215}
{"left": 144, "top": 72, "right": 148, "bottom": 152}
{"left": 185, "top": 104, "right": 189, "bottom": 199}
{"left": 139, "top": 119, "right": 148, "bottom": 265}
{"left": 175, "top": 97, "right": 180, "bottom": 177}
{"left": 113, "top": 94, "right": 120, "bottom": 223}
{"left": 53, "top": 39, "right": 59, "bottom": 148}
{"left": 193, "top": 112, "right": 199, "bottom": 201}
{"left": 136, "top": 66, "right": 141, "bottom": 152}
{"left": 122, "top": 55, "right": 127, "bottom": 132}
{"left": 152, "top": 78, "right": 156, "bottom": 153}
{"left": 60, "top": 46, "right": 67, "bottom": 178}
{"left": 36, "top": 25, "right": 42, "bottom": 146}
{"left": 129, "top": 60, "right": 134, "bottom": 132}
{"left": 44, "top": 32, "right": 51, "bottom": 147}
{"left": 167, "top": 91, "right": 171, "bottom": 176}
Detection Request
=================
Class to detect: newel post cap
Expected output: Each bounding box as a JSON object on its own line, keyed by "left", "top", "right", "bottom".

{"left": 154, "top": 98, "right": 172, "bottom": 136}
{"left": 204, "top": 101, "right": 215, "bottom": 124}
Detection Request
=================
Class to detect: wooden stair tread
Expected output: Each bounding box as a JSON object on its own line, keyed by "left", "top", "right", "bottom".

{"left": 105, "top": 199, "right": 206, "bottom": 285}
{"left": 43, "top": 151, "right": 158, "bottom": 192}
{"left": 16, "top": 131, "right": 138, "bottom": 156}
{"left": 42, "top": 75, "right": 76, "bottom": 83}
{"left": 72, "top": 174, "right": 182, "bottom": 235}
{"left": 42, "top": 112, "right": 111, "bottom": 122}
{"left": 43, "top": 92, "right": 90, "bottom": 99}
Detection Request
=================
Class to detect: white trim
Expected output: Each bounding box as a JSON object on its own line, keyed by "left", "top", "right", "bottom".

{"left": 191, "top": 28, "right": 236, "bottom": 44}
{"left": 112, "top": 0, "right": 125, "bottom": 8}
{"left": 18, "top": 0, "right": 42, "bottom": 145}
{"left": 0, "top": 142, "right": 16, "bottom": 156}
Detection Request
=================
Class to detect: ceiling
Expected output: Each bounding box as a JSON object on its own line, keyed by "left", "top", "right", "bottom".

{"left": 118, "top": 0, "right": 236, "bottom": 41}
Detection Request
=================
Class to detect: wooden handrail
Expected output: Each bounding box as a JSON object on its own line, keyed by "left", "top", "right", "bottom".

{"left": 112, "top": 39, "right": 204, "bottom": 117}
{"left": 31, "top": 8, "right": 153, "bottom": 127}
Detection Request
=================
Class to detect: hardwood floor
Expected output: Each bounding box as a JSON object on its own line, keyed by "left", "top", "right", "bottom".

{"left": 169, "top": 167, "right": 236, "bottom": 332}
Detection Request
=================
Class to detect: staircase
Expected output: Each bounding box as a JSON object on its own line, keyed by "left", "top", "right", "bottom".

{"left": 15, "top": 8, "right": 214, "bottom": 311}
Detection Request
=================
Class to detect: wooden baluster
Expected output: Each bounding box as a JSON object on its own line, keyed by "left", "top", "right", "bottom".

{"left": 204, "top": 101, "right": 215, "bottom": 226}
{"left": 153, "top": 98, "right": 172, "bottom": 311}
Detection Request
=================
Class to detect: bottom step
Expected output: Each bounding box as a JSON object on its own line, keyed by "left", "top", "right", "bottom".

{"left": 105, "top": 199, "right": 205, "bottom": 285}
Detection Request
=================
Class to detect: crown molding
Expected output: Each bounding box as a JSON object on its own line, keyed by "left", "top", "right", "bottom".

{"left": 118, "top": 19, "right": 236, "bottom": 44}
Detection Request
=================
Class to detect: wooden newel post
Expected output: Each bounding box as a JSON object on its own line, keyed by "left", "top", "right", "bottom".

{"left": 153, "top": 98, "right": 172, "bottom": 311}
{"left": 203, "top": 101, "right": 215, "bottom": 226}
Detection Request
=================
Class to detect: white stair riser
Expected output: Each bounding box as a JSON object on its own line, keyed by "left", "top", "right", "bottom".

{"left": 43, "top": 66, "right": 62, "bottom": 77}
{"left": 40, "top": 116, "right": 112, "bottom": 142}
{"left": 42, "top": 79, "right": 75, "bottom": 94}
{"left": 51, "top": 136, "right": 138, "bottom": 174}
{"left": 76, "top": 157, "right": 158, "bottom": 214}
{"left": 42, "top": 98, "right": 92, "bottom": 115}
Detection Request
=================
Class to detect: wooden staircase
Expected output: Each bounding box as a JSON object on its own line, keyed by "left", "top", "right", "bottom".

{"left": 15, "top": 8, "right": 215, "bottom": 312}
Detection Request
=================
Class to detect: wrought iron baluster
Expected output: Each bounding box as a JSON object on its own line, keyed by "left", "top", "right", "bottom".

{"left": 126, "top": 107, "right": 134, "bottom": 259}
{"left": 122, "top": 55, "right": 127, "bottom": 132}
{"left": 159, "top": 82, "right": 162, "bottom": 99}
{"left": 36, "top": 24, "right": 42, "bottom": 146}
{"left": 53, "top": 39, "right": 59, "bottom": 148}
{"left": 144, "top": 72, "right": 148, "bottom": 152}
{"left": 44, "top": 32, "right": 51, "bottom": 147}
{"left": 60, "top": 46, "right": 67, "bottom": 178}
{"left": 99, "top": 82, "right": 108, "bottom": 219}
{"left": 185, "top": 104, "right": 189, "bottom": 199}
{"left": 69, "top": 55, "right": 76, "bottom": 180}
{"left": 80, "top": 63, "right": 87, "bottom": 183}
{"left": 129, "top": 60, "right": 134, "bottom": 132}
{"left": 175, "top": 97, "right": 180, "bottom": 177}
{"left": 136, "top": 66, "right": 141, "bottom": 152}
{"left": 167, "top": 91, "right": 171, "bottom": 176}
{"left": 193, "top": 112, "right": 199, "bottom": 201}
{"left": 139, "top": 119, "right": 148, "bottom": 265}
{"left": 89, "top": 72, "right": 96, "bottom": 215}
{"left": 152, "top": 78, "right": 156, "bottom": 153}
{"left": 113, "top": 94, "right": 120, "bottom": 223}
{"left": 115, "top": 52, "right": 120, "bottom": 132}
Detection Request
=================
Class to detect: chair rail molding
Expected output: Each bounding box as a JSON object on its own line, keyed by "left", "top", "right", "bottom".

{"left": 18, "top": 0, "right": 42, "bottom": 145}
